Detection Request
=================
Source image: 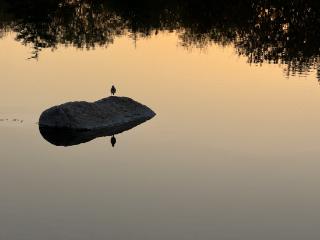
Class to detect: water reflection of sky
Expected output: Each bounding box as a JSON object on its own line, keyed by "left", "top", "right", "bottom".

{"left": 1, "top": 0, "right": 320, "bottom": 79}
{"left": 1, "top": 2, "right": 320, "bottom": 239}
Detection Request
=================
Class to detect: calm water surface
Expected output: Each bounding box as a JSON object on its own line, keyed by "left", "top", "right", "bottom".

{"left": 1, "top": 13, "right": 320, "bottom": 240}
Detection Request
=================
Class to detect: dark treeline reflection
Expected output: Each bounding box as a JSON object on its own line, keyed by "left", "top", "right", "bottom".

{"left": 1, "top": 0, "right": 320, "bottom": 78}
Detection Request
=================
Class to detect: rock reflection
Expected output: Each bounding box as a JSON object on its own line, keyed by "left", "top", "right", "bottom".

{"left": 0, "top": 0, "right": 320, "bottom": 78}
{"left": 39, "top": 120, "right": 144, "bottom": 147}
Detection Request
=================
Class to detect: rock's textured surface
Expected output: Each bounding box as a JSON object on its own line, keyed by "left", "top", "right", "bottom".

{"left": 39, "top": 96, "right": 156, "bottom": 130}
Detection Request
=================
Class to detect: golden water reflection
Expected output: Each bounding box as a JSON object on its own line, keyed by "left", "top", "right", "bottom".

{"left": 0, "top": 32, "right": 320, "bottom": 239}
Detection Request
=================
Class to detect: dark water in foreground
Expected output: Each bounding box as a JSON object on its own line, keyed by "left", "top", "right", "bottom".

{"left": 1, "top": 1, "right": 320, "bottom": 239}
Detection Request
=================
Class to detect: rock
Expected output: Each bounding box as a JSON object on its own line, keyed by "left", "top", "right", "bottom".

{"left": 39, "top": 96, "right": 156, "bottom": 130}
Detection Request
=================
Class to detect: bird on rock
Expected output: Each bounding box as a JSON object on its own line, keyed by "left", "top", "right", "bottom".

{"left": 111, "top": 85, "right": 116, "bottom": 96}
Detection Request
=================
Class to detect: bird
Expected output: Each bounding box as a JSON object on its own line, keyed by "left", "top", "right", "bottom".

{"left": 111, "top": 85, "right": 116, "bottom": 96}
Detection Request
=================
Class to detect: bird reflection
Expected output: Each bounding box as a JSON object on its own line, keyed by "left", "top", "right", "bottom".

{"left": 111, "top": 135, "right": 116, "bottom": 147}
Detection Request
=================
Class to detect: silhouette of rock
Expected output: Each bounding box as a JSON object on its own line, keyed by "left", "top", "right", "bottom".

{"left": 39, "top": 96, "right": 156, "bottom": 130}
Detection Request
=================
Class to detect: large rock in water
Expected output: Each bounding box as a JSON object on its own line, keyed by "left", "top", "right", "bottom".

{"left": 39, "top": 96, "right": 156, "bottom": 130}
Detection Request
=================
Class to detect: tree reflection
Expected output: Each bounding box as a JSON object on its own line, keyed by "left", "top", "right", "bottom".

{"left": 0, "top": 0, "right": 320, "bottom": 78}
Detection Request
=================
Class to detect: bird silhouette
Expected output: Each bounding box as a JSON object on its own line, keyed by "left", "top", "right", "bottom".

{"left": 111, "top": 135, "right": 117, "bottom": 147}
{"left": 111, "top": 85, "right": 116, "bottom": 95}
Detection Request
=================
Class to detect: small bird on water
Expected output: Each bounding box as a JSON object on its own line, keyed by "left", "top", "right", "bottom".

{"left": 111, "top": 85, "right": 116, "bottom": 95}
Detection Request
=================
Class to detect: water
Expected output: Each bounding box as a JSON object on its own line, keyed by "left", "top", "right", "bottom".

{"left": 1, "top": 1, "right": 320, "bottom": 239}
